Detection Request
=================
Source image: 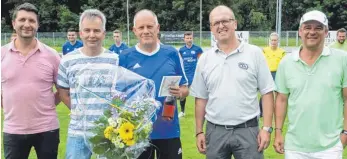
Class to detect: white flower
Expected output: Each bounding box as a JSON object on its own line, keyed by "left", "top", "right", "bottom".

{"left": 108, "top": 118, "right": 118, "bottom": 127}
{"left": 119, "top": 142, "right": 125, "bottom": 148}
{"left": 116, "top": 118, "right": 122, "bottom": 124}
{"left": 111, "top": 138, "right": 117, "bottom": 144}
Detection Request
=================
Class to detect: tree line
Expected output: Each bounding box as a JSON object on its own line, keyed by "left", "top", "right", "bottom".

{"left": 1, "top": 0, "right": 346, "bottom": 33}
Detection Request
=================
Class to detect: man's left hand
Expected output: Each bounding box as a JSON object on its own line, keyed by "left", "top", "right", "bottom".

{"left": 257, "top": 129, "right": 271, "bottom": 152}
{"left": 169, "top": 86, "right": 182, "bottom": 98}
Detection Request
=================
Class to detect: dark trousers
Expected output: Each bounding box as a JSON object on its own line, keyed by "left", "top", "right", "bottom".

{"left": 3, "top": 129, "right": 60, "bottom": 159}
{"left": 180, "top": 98, "right": 186, "bottom": 113}
{"left": 137, "top": 138, "right": 182, "bottom": 159}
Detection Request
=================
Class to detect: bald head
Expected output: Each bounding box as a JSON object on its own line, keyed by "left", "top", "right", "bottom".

{"left": 133, "top": 9, "right": 159, "bottom": 27}
{"left": 209, "top": 5, "right": 235, "bottom": 23}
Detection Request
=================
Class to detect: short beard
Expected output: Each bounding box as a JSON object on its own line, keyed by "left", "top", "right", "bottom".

{"left": 338, "top": 40, "right": 345, "bottom": 44}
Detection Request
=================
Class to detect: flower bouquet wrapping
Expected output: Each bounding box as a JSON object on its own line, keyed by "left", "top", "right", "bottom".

{"left": 74, "top": 63, "right": 160, "bottom": 159}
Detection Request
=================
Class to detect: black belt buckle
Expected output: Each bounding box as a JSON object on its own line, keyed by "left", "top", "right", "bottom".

{"left": 224, "top": 125, "right": 235, "bottom": 130}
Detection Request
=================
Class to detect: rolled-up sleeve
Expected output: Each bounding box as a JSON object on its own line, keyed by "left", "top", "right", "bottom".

{"left": 343, "top": 53, "right": 347, "bottom": 88}
{"left": 275, "top": 58, "right": 289, "bottom": 94}
{"left": 256, "top": 48, "right": 276, "bottom": 95}
{"left": 57, "top": 61, "right": 69, "bottom": 89}
{"left": 190, "top": 55, "right": 208, "bottom": 99}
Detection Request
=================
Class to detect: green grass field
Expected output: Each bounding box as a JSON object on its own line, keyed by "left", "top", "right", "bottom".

{"left": 2, "top": 97, "right": 347, "bottom": 158}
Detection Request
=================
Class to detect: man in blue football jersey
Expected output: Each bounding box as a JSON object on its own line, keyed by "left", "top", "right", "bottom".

{"left": 178, "top": 31, "right": 203, "bottom": 118}
{"left": 62, "top": 28, "right": 83, "bottom": 55}
{"left": 119, "top": 9, "right": 189, "bottom": 159}
{"left": 109, "top": 29, "right": 128, "bottom": 54}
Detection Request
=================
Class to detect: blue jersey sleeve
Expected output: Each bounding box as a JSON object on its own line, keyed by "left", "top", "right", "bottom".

{"left": 123, "top": 44, "right": 129, "bottom": 49}
{"left": 62, "top": 43, "right": 69, "bottom": 55}
{"left": 197, "top": 46, "right": 203, "bottom": 54}
{"left": 178, "top": 47, "right": 184, "bottom": 54}
{"left": 109, "top": 45, "right": 114, "bottom": 52}
{"left": 174, "top": 52, "right": 188, "bottom": 86}
{"left": 119, "top": 53, "right": 127, "bottom": 67}
{"left": 78, "top": 41, "right": 83, "bottom": 47}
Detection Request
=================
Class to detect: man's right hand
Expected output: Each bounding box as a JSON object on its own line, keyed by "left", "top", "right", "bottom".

{"left": 273, "top": 131, "right": 285, "bottom": 154}
{"left": 196, "top": 133, "right": 206, "bottom": 154}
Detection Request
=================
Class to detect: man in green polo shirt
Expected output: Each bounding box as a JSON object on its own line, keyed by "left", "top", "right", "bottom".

{"left": 329, "top": 28, "right": 347, "bottom": 52}
{"left": 273, "top": 10, "right": 347, "bottom": 158}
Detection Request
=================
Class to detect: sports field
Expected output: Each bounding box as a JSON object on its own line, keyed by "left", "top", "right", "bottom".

{"left": 2, "top": 96, "right": 347, "bottom": 159}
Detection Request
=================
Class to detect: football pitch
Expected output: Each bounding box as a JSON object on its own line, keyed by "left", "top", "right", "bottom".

{"left": 1, "top": 96, "right": 347, "bottom": 158}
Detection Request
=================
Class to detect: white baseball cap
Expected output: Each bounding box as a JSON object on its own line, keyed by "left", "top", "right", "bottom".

{"left": 300, "top": 10, "right": 328, "bottom": 27}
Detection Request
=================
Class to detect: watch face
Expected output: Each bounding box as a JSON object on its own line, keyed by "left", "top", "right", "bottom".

{"left": 269, "top": 127, "right": 273, "bottom": 133}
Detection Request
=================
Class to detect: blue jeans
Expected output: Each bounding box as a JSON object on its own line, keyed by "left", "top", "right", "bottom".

{"left": 66, "top": 136, "right": 92, "bottom": 159}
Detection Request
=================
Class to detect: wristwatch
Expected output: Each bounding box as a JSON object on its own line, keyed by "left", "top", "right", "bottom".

{"left": 341, "top": 130, "right": 347, "bottom": 135}
{"left": 262, "top": 126, "right": 273, "bottom": 134}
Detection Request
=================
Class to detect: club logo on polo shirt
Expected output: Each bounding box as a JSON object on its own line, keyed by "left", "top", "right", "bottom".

{"left": 238, "top": 62, "right": 248, "bottom": 70}
{"left": 191, "top": 51, "right": 196, "bottom": 54}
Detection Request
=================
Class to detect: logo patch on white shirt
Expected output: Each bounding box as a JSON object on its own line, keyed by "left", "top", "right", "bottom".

{"left": 238, "top": 62, "right": 248, "bottom": 70}
{"left": 133, "top": 63, "right": 141, "bottom": 69}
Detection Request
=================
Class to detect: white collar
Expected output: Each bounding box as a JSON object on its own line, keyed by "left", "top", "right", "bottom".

{"left": 135, "top": 43, "right": 160, "bottom": 56}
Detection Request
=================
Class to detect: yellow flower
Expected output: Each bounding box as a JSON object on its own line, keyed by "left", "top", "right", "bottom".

{"left": 118, "top": 122, "right": 135, "bottom": 141}
{"left": 124, "top": 139, "right": 135, "bottom": 146}
{"left": 104, "top": 126, "right": 114, "bottom": 140}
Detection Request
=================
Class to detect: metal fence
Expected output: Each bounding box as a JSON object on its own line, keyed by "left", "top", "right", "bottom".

{"left": 1, "top": 31, "right": 300, "bottom": 48}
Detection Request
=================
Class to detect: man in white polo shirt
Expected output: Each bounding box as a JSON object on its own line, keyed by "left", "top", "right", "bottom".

{"left": 190, "top": 5, "right": 275, "bottom": 159}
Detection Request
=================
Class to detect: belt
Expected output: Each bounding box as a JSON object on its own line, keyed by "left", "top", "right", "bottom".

{"left": 208, "top": 117, "right": 258, "bottom": 130}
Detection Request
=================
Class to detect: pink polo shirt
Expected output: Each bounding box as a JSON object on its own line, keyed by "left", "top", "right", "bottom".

{"left": 1, "top": 39, "right": 61, "bottom": 134}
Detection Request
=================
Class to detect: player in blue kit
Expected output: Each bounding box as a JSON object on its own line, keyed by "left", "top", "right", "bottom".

{"left": 178, "top": 31, "right": 203, "bottom": 118}
{"left": 119, "top": 9, "right": 189, "bottom": 159}
{"left": 62, "top": 28, "right": 83, "bottom": 55}
{"left": 109, "top": 29, "right": 128, "bottom": 54}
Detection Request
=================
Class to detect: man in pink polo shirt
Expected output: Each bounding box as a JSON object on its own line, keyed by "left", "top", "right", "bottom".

{"left": 1, "top": 3, "right": 61, "bottom": 159}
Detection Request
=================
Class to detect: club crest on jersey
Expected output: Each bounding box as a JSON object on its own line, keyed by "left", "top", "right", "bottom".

{"left": 191, "top": 51, "right": 196, "bottom": 54}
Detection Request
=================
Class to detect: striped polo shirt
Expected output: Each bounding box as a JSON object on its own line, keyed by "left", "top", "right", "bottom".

{"left": 57, "top": 48, "right": 119, "bottom": 137}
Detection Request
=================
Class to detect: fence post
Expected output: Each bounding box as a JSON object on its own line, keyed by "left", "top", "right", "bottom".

{"left": 53, "top": 32, "right": 56, "bottom": 47}
{"left": 286, "top": 31, "right": 289, "bottom": 46}
{"left": 296, "top": 31, "right": 299, "bottom": 46}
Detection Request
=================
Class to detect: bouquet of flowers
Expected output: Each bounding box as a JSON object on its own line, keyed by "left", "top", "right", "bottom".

{"left": 74, "top": 64, "right": 160, "bottom": 159}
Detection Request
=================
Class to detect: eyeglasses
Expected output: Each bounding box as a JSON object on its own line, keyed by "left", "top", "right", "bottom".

{"left": 211, "top": 19, "right": 235, "bottom": 27}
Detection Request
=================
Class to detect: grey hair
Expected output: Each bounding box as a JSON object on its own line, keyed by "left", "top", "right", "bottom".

{"left": 133, "top": 9, "right": 158, "bottom": 27}
{"left": 79, "top": 9, "right": 106, "bottom": 31}
{"left": 269, "top": 32, "right": 279, "bottom": 38}
{"left": 209, "top": 5, "right": 235, "bottom": 23}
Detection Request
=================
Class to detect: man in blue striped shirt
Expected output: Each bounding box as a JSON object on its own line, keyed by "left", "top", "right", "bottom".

{"left": 57, "top": 9, "right": 118, "bottom": 159}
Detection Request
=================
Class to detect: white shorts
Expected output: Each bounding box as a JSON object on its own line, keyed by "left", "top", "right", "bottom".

{"left": 285, "top": 141, "right": 343, "bottom": 159}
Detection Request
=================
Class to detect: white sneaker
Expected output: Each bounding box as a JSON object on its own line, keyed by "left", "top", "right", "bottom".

{"left": 178, "top": 112, "right": 185, "bottom": 118}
